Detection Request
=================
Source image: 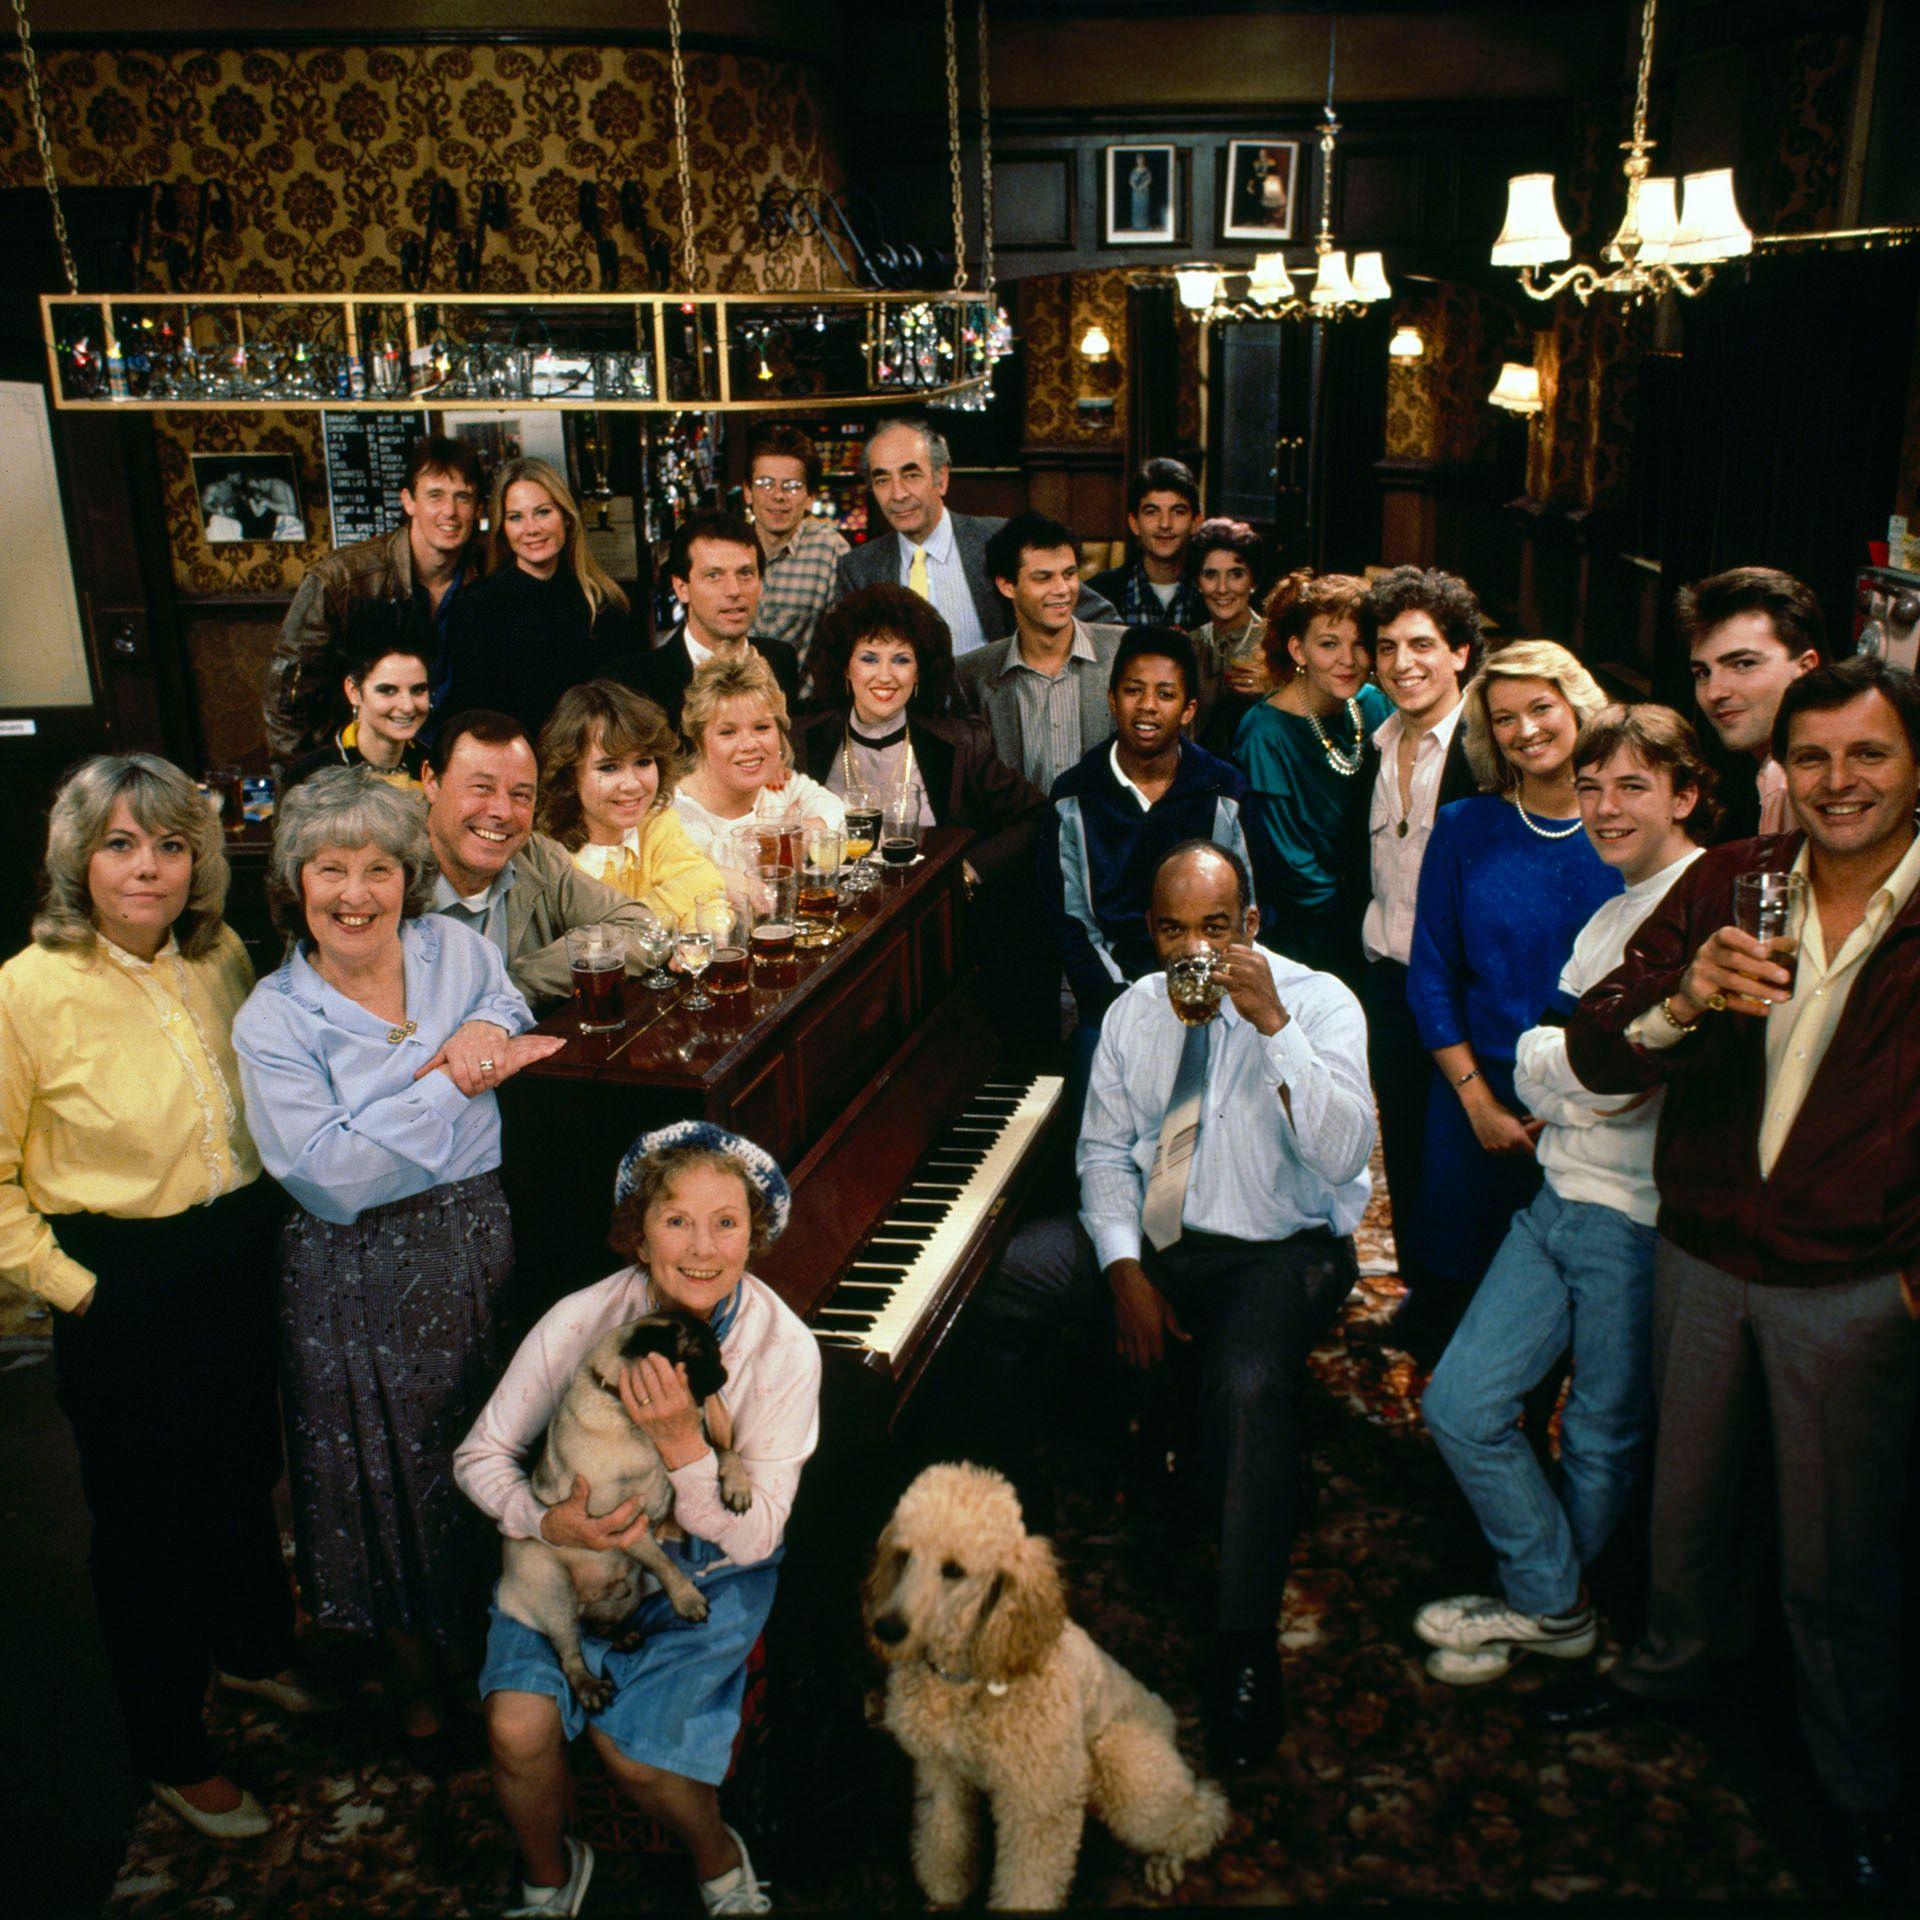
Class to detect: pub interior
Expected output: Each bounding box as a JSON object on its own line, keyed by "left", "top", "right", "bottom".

{"left": 2, "top": 1, "right": 1918, "bottom": 1914}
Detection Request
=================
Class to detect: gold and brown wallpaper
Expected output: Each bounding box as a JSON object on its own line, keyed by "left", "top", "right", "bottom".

{"left": 1018, "top": 268, "right": 1132, "bottom": 450}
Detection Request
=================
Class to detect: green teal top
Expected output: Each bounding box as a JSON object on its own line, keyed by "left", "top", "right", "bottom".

{"left": 1233, "top": 682, "right": 1393, "bottom": 921}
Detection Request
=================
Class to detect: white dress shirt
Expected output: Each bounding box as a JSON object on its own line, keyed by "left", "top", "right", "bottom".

{"left": 1362, "top": 699, "right": 1466, "bottom": 965}
{"left": 1078, "top": 947, "right": 1375, "bottom": 1270}
{"left": 898, "top": 506, "right": 987, "bottom": 657}
{"left": 1514, "top": 848, "right": 1701, "bottom": 1226}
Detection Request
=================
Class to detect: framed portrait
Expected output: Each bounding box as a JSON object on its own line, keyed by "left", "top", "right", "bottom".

{"left": 1105, "top": 144, "right": 1178, "bottom": 245}
{"left": 439, "top": 408, "right": 570, "bottom": 477}
{"left": 192, "top": 452, "right": 305, "bottom": 544}
{"left": 1222, "top": 139, "right": 1301, "bottom": 242}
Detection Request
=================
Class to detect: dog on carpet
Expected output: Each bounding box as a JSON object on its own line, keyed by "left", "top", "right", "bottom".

{"left": 862, "top": 1462, "right": 1231, "bottom": 1909}
{"left": 498, "top": 1309, "right": 753, "bottom": 1710}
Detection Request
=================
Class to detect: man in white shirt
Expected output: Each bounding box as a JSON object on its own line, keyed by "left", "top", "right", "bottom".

{"left": 1414, "top": 704, "right": 1711, "bottom": 1684}
{"left": 1354, "top": 568, "right": 1481, "bottom": 1350}
{"left": 937, "top": 839, "right": 1373, "bottom": 1773}
{"left": 1678, "top": 565, "right": 1823, "bottom": 839}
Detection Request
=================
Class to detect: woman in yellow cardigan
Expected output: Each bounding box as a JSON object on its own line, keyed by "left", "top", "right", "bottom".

{"left": 536, "top": 678, "right": 724, "bottom": 925}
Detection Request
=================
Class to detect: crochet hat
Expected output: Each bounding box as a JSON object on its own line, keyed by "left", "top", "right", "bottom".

{"left": 612, "top": 1120, "right": 792, "bottom": 1243}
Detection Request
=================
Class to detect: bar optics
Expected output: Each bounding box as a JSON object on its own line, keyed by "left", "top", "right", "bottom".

{"left": 1493, "top": 0, "right": 1751, "bottom": 304}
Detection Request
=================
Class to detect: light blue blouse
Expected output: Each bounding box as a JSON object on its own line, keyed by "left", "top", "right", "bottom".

{"left": 234, "top": 914, "right": 536, "bottom": 1225}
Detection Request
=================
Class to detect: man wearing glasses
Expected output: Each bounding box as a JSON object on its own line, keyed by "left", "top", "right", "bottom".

{"left": 745, "top": 421, "right": 849, "bottom": 702}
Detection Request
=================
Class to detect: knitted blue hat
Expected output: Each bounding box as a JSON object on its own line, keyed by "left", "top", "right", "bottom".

{"left": 612, "top": 1120, "right": 792, "bottom": 1243}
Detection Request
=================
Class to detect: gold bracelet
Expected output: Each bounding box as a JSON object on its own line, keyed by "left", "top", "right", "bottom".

{"left": 1656, "top": 995, "right": 1700, "bottom": 1036}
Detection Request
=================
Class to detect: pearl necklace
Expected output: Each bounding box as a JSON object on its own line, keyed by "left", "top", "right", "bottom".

{"left": 1508, "top": 791, "right": 1584, "bottom": 840}
{"left": 1305, "top": 696, "right": 1367, "bottom": 777}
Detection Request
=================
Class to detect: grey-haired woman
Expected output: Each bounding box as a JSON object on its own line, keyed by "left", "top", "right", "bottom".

{"left": 0, "top": 753, "right": 318, "bottom": 1839}
{"left": 233, "top": 765, "right": 563, "bottom": 1759}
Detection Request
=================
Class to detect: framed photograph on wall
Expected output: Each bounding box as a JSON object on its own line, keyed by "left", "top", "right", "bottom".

{"left": 1222, "top": 139, "right": 1301, "bottom": 241}
{"left": 191, "top": 452, "right": 305, "bottom": 543}
{"left": 1104, "top": 143, "right": 1178, "bottom": 245}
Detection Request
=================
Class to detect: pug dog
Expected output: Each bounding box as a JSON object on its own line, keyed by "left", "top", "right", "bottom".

{"left": 499, "top": 1308, "right": 754, "bottom": 1710}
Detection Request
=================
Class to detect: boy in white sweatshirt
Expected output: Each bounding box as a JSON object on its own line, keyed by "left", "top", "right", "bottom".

{"left": 1412, "top": 704, "right": 1716, "bottom": 1683}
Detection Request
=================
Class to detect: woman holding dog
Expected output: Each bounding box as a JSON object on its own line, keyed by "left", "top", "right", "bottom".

{"left": 234, "top": 766, "right": 563, "bottom": 1766}
{"left": 0, "top": 754, "right": 319, "bottom": 1839}
{"left": 455, "top": 1120, "right": 821, "bottom": 1919}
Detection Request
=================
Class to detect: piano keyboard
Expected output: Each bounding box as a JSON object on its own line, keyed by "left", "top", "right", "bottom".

{"left": 810, "top": 1074, "right": 1064, "bottom": 1361}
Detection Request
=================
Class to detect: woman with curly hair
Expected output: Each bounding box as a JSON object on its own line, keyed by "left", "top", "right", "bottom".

{"left": 537, "top": 678, "right": 725, "bottom": 927}
{"left": 1188, "top": 518, "right": 1270, "bottom": 753}
{"left": 1402, "top": 640, "right": 1620, "bottom": 1351}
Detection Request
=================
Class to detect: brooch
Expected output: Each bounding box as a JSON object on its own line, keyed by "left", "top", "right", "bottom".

{"left": 385, "top": 1020, "right": 418, "bottom": 1046}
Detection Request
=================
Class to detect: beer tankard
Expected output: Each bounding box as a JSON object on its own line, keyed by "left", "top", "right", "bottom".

{"left": 564, "top": 922, "right": 628, "bottom": 1033}
{"left": 750, "top": 866, "right": 800, "bottom": 986}
{"left": 878, "top": 803, "right": 921, "bottom": 876}
{"left": 1167, "top": 948, "right": 1226, "bottom": 1027}
{"left": 796, "top": 824, "right": 845, "bottom": 949}
{"left": 1733, "top": 871, "right": 1807, "bottom": 999}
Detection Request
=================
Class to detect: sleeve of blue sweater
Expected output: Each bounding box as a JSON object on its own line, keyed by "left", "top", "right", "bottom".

{"left": 1407, "top": 799, "right": 1471, "bottom": 1053}
{"left": 1036, "top": 790, "right": 1126, "bottom": 1020}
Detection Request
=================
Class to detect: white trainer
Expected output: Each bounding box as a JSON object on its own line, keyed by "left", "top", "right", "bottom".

{"left": 1414, "top": 1592, "right": 1597, "bottom": 1660}
{"left": 700, "top": 1823, "right": 773, "bottom": 1915}
{"left": 1425, "top": 1644, "right": 1521, "bottom": 1686}
{"left": 505, "top": 1837, "right": 595, "bottom": 1918}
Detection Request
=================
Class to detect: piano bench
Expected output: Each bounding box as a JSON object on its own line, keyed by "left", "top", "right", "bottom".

{"left": 569, "top": 1631, "right": 770, "bottom": 1854}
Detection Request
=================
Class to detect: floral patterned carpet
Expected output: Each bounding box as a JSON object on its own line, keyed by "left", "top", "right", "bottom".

{"left": 95, "top": 1164, "right": 1817, "bottom": 1917}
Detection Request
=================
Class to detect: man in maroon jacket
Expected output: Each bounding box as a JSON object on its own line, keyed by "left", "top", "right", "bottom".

{"left": 1540, "top": 656, "right": 1920, "bottom": 1899}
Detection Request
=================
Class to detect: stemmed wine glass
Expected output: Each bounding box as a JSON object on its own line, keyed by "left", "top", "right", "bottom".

{"left": 842, "top": 783, "right": 881, "bottom": 895}
{"left": 674, "top": 925, "right": 715, "bottom": 1011}
{"left": 630, "top": 909, "right": 676, "bottom": 990}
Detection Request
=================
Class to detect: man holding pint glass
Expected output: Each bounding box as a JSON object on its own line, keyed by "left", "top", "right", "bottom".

{"left": 929, "top": 838, "right": 1374, "bottom": 1775}
{"left": 1544, "top": 657, "right": 1920, "bottom": 1901}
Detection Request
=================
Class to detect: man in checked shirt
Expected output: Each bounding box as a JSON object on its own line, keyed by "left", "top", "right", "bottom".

{"left": 744, "top": 422, "right": 849, "bottom": 703}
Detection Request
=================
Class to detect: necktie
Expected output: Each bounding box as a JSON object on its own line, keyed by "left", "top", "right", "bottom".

{"left": 1141, "top": 1019, "right": 1210, "bottom": 1253}
{"left": 907, "top": 542, "right": 932, "bottom": 602}
{"left": 608, "top": 845, "right": 643, "bottom": 900}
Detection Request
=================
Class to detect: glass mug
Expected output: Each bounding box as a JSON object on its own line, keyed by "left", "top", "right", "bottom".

{"left": 796, "top": 825, "right": 845, "bottom": 949}
{"left": 1167, "top": 949, "right": 1225, "bottom": 1027}
{"left": 879, "top": 804, "right": 921, "bottom": 875}
{"left": 1733, "top": 871, "right": 1806, "bottom": 997}
{"left": 750, "top": 867, "right": 800, "bottom": 986}
{"left": 698, "top": 896, "right": 752, "bottom": 998}
{"left": 564, "top": 922, "right": 627, "bottom": 1033}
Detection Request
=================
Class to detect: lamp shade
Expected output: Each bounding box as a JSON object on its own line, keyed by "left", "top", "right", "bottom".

{"left": 1078, "top": 322, "right": 1111, "bottom": 361}
{"left": 1669, "top": 169, "right": 1753, "bottom": 264}
{"left": 1310, "top": 249, "right": 1356, "bottom": 306}
{"left": 1174, "top": 264, "right": 1224, "bottom": 312}
{"left": 1492, "top": 173, "right": 1572, "bottom": 268}
{"left": 1350, "top": 251, "right": 1392, "bottom": 302}
{"left": 1247, "top": 251, "right": 1295, "bottom": 303}
{"left": 1488, "top": 361, "right": 1544, "bottom": 415}
{"left": 1388, "top": 324, "right": 1424, "bottom": 359}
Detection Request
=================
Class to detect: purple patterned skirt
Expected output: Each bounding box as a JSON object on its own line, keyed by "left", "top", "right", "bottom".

{"left": 278, "top": 1169, "right": 512, "bottom": 1644}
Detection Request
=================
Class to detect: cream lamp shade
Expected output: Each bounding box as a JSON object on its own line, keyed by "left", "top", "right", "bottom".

{"left": 1077, "top": 322, "right": 1111, "bottom": 361}
{"left": 1388, "top": 325, "right": 1424, "bottom": 358}
{"left": 1310, "top": 249, "right": 1356, "bottom": 306}
{"left": 1488, "top": 361, "right": 1544, "bottom": 414}
{"left": 1668, "top": 169, "right": 1753, "bottom": 264}
{"left": 1174, "top": 265, "right": 1224, "bottom": 312}
{"left": 1492, "top": 174, "right": 1572, "bottom": 268}
{"left": 1349, "top": 251, "right": 1392, "bottom": 302}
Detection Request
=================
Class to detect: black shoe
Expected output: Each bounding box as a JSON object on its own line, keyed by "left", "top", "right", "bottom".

{"left": 1527, "top": 1674, "right": 1633, "bottom": 1733}
{"left": 1206, "top": 1639, "right": 1284, "bottom": 1774}
{"left": 1837, "top": 1810, "right": 1908, "bottom": 1902}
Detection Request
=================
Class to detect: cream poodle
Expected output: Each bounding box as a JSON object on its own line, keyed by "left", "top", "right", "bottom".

{"left": 863, "top": 1463, "right": 1231, "bottom": 1910}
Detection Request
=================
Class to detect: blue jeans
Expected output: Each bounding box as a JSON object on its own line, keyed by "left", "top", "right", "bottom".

{"left": 1421, "top": 1185, "right": 1657, "bottom": 1616}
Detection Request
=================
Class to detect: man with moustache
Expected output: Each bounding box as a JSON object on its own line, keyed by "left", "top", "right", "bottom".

{"left": 265, "top": 435, "right": 484, "bottom": 768}
{"left": 1087, "top": 458, "right": 1208, "bottom": 631}
{"left": 1540, "top": 657, "right": 1920, "bottom": 1901}
{"left": 1353, "top": 567, "right": 1481, "bottom": 1345}
{"left": 1680, "top": 566, "right": 1824, "bottom": 839}
{"left": 423, "top": 710, "right": 658, "bottom": 1010}
{"left": 620, "top": 509, "right": 800, "bottom": 733}
{"left": 833, "top": 418, "right": 1115, "bottom": 652}
{"left": 744, "top": 421, "right": 848, "bottom": 696}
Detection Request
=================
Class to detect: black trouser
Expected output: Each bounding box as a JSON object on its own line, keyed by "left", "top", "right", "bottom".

{"left": 1361, "top": 958, "right": 1442, "bottom": 1302}
{"left": 941, "top": 1219, "right": 1354, "bottom": 1634}
{"left": 50, "top": 1182, "right": 295, "bottom": 1784}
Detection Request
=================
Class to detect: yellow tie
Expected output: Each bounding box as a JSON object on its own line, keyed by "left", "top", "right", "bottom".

{"left": 609, "top": 845, "right": 643, "bottom": 899}
{"left": 907, "top": 543, "right": 932, "bottom": 602}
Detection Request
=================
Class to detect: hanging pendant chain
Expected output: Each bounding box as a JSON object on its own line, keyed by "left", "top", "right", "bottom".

{"left": 666, "top": 0, "right": 697, "bottom": 288}
{"left": 12, "top": 0, "right": 78, "bottom": 295}
{"left": 976, "top": 0, "right": 996, "bottom": 299}
{"left": 942, "top": 0, "right": 967, "bottom": 290}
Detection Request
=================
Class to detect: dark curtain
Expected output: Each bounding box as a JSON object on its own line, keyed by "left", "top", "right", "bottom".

{"left": 1316, "top": 302, "right": 1393, "bottom": 571}
{"left": 1126, "top": 280, "right": 1180, "bottom": 475}
{"left": 1651, "top": 245, "right": 1920, "bottom": 712}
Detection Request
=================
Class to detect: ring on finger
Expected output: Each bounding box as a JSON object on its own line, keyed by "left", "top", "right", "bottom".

{"left": 478, "top": 1056, "right": 496, "bottom": 1073}
{"left": 1706, "top": 994, "right": 1727, "bottom": 1012}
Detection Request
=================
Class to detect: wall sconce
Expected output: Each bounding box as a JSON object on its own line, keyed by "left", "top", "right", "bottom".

{"left": 1488, "top": 361, "right": 1544, "bottom": 415}
{"left": 1078, "top": 322, "right": 1111, "bottom": 362}
{"left": 1388, "top": 325, "right": 1424, "bottom": 358}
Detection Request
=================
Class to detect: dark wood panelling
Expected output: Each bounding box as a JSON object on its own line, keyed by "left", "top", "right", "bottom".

{"left": 1341, "top": 149, "right": 1432, "bottom": 246}
{"left": 993, "top": 153, "right": 1077, "bottom": 251}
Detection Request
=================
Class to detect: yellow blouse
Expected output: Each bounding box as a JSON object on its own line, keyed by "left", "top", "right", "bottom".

{"left": 0, "top": 925, "right": 262, "bottom": 1311}
{"left": 569, "top": 808, "right": 725, "bottom": 928}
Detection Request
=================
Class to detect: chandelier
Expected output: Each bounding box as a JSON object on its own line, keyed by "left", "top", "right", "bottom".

{"left": 1493, "top": 0, "right": 1751, "bottom": 303}
{"left": 1173, "top": 22, "right": 1391, "bottom": 324}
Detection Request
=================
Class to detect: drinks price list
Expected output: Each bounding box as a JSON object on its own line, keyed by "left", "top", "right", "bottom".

{"left": 322, "top": 410, "right": 427, "bottom": 549}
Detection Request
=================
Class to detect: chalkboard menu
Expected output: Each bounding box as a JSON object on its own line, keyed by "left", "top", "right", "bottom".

{"left": 322, "top": 410, "right": 426, "bottom": 550}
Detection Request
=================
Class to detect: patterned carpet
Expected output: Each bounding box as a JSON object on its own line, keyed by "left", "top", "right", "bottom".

{"left": 89, "top": 1169, "right": 1816, "bottom": 1916}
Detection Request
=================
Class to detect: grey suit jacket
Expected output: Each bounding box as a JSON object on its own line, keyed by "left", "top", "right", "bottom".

{"left": 489, "top": 832, "right": 661, "bottom": 1009}
{"left": 834, "top": 509, "right": 1119, "bottom": 645}
{"left": 951, "top": 620, "right": 1128, "bottom": 789}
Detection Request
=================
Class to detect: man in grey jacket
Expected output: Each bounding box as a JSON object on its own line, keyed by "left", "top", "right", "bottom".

{"left": 834, "top": 419, "right": 1114, "bottom": 656}
{"left": 422, "top": 710, "right": 659, "bottom": 1010}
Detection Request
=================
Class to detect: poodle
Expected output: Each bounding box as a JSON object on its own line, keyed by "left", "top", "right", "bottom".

{"left": 863, "top": 1462, "right": 1231, "bottom": 1910}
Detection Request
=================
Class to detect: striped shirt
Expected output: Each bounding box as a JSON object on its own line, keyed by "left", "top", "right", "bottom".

{"left": 753, "top": 515, "right": 849, "bottom": 687}
{"left": 898, "top": 508, "right": 987, "bottom": 657}
{"left": 1009, "top": 625, "right": 1101, "bottom": 794}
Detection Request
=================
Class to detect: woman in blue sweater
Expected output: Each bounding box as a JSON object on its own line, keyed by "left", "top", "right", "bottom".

{"left": 1405, "top": 641, "right": 1617, "bottom": 1350}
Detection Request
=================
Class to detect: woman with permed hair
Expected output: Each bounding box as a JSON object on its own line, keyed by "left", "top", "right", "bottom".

{"left": 457, "top": 1119, "right": 821, "bottom": 1918}
{"left": 233, "top": 766, "right": 563, "bottom": 1768}
{"left": 0, "top": 753, "right": 321, "bottom": 1839}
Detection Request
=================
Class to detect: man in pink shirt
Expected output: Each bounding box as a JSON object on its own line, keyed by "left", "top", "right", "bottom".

{"left": 1679, "top": 566, "right": 1824, "bottom": 838}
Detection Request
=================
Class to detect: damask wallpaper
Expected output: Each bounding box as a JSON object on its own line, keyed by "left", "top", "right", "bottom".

{"left": 1018, "top": 268, "right": 1131, "bottom": 450}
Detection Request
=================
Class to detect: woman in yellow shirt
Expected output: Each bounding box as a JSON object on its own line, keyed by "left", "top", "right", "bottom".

{"left": 535, "top": 677, "right": 724, "bottom": 926}
{"left": 0, "top": 754, "right": 320, "bottom": 1841}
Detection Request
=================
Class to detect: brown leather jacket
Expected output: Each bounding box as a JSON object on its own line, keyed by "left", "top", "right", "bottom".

{"left": 262, "top": 525, "right": 477, "bottom": 766}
